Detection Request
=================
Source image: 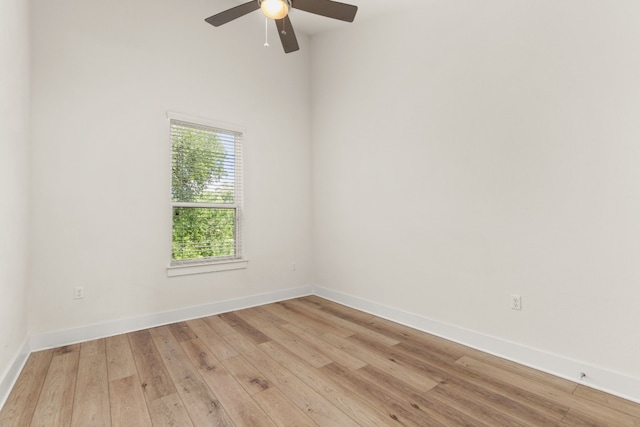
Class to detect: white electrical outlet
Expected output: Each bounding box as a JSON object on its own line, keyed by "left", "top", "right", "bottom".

{"left": 511, "top": 294, "right": 522, "bottom": 310}
{"left": 291, "top": 262, "right": 296, "bottom": 271}
{"left": 74, "top": 287, "right": 84, "bottom": 299}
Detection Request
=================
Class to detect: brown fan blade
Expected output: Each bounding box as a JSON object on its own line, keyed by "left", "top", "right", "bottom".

{"left": 275, "top": 16, "right": 299, "bottom": 53}
{"left": 292, "top": 0, "right": 357, "bottom": 22}
{"left": 205, "top": 1, "right": 260, "bottom": 27}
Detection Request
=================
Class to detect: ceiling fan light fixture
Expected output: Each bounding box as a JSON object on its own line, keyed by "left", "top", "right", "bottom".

{"left": 260, "top": 0, "right": 289, "bottom": 20}
{"left": 205, "top": 0, "right": 358, "bottom": 54}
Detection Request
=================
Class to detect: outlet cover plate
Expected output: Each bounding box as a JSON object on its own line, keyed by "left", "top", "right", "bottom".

{"left": 511, "top": 294, "right": 522, "bottom": 310}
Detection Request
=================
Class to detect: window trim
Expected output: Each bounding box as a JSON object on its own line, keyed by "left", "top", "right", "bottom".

{"left": 167, "top": 259, "right": 249, "bottom": 277}
{"left": 166, "top": 112, "right": 247, "bottom": 276}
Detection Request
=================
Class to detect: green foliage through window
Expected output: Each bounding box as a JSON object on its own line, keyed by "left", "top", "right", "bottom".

{"left": 172, "top": 207, "right": 236, "bottom": 259}
{"left": 170, "top": 118, "right": 242, "bottom": 263}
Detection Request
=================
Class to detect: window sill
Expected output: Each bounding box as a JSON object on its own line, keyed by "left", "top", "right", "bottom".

{"left": 167, "top": 259, "right": 248, "bottom": 277}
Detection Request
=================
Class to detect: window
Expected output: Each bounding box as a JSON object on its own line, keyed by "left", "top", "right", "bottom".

{"left": 169, "top": 113, "right": 244, "bottom": 271}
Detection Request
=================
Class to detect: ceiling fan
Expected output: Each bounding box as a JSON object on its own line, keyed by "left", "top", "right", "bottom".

{"left": 205, "top": 0, "right": 358, "bottom": 54}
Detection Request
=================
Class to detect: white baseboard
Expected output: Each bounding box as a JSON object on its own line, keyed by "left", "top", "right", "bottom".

{"left": 4, "top": 284, "right": 639, "bottom": 412}
{"left": 313, "top": 286, "right": 640, "bottom": 404}
{"left": 29, "top": 286, "right": 314, "bottom": 351}
{"left": 1, "top": 286, "right": 312, "bottom": 411}
{"left": 0, "top": 338, "right": 31, "bottom": 411}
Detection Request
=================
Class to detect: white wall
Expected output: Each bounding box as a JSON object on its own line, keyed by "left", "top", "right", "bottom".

{"left": 311, "top": 0, "right": 640, "bottom": 381}
{"left": 0, "top": 0, "right": 29, "bottom": 384}
{"left": 28, "top": 0, "right": 312, "bottom": 334}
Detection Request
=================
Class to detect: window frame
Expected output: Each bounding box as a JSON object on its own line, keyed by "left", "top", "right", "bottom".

{"left": 166, "top": 112, "right": 248, "bottom": 276}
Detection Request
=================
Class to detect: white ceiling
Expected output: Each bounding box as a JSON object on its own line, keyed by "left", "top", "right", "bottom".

{"left": 291, "top": 0, "right": 420, "bottom": 35}
{"left": 227, "top": 0, "right": 420, "bottom": 36}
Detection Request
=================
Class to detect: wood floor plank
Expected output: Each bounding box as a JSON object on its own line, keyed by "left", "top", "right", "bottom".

{"left": 105, "top": 334, "right": 137, "bottom": 382}
{"left": 573, "top": 384, "right": 640, "bottom": 419}
{"left": 235, "top": 306, "right": 286, "bottom": 328}
{"left": 311, "top": 298, "right": 549, "bottom": 389}
{"left": 322, "top": 361, "right": 441, "bottom": 427}
{"left": 294, "top": 296, "right": 403, "bottom": 341}
{"left": 109, "top": 374, "right": 153, "bottom": 427}
{"left": 221, "top": 355, "right": 273, "bottom": 395}
{"left": 455, "top": 356, "right": 640, "bottom": 426}
{"left": 253, "top": 387, "right": 319, "bottom": 427}
{"left": 180, "top": 337, "right": 276, "bottom": 427}
{"left": 280, "top": 322, "right": 367, "bottom": 370}
{"left": 260, "top": 303, "right": 336, "bottom": 338}
{"left": 368, "top": 335, "right": 567, "bottom": 425}
{"left": 561, "top": 396, "right": 640, "bottom": 426}
{"left": 52, "top": 344, "right": 81, "bottom": 357}
{"left": 428, "top": 381, "right": 532, "bottom": 427}
{"left": 455, "top": 356, "right": 570, "bottom": 420}
{"left": 249, "top": 305, "right": 290, "bottom": 326}
{"left": 321, "top": 332, "right": 440, "bottom": 393}
{"left": 233, "top": 306, "right": 285, "bottom": 330}
{"left": 346, "top": 328, "right": 567, "bottom": 426}
{"left": 417, "top": 388, "right": 498, "bottom": 427}
{"left": 168, "top": 321, "right": 197, "bottom": 342}
{"left": 237, "top": 309, "right": 342, "bottom": 368}
{"left": 71, "top": 351, "right": 111, "bottom": 427}
{"left": 561, "top": 408, "right": 612, "bottom": 426}
{"left": 304, "top": 296, "right": 466, "bottom": 361}
{"left": 128, "top": 329, "right": 177, "bottom": 401}
{"left": 260, "top": 325, "right": 332, "bottom": 368}
{"left": 446, "top": 375, "right": 564, "bottom": 425}
{"left": 0, "top": 349, "right": 54, "bottom": 427}
{"left": 281, "top": 300, "right": 376, "bottom": 340}
{"left": 291, "top": 296, "right": 326, "bottom": 310}
{"left": 30, "top": 351, "right": 80, "bottom": 427}
{"left": 146, "top": 392, "right": 194, "bottom": 427}
{"left": 464, "top": 350, "right": 578, "bottom": 395}
{"left": 259, "top": 340, "right": 407, "bottom": 427}
{"left": 149, "top": 326, "right": 235, "bottom": 426}
{"left": 426, "top": 359, "right": 565, "bottom": 426}
{"left": 355, "top": 364, "right": 485, "bottom": 426}
{"left": 201, "top": 314, "right": 238, "bottom": 336}
{"left": 274, "top": 300, "right": 356, "bottom": 338}
{"left": 79, "top": 339, "right": 106, "bottom": 358}
{"left": 4, "top": 296, "right": 640, "bottom": 427}
{"left": 301, "top": 309, "right": 402, "bottom": 348}
{"left": 395, "top": 334, "right": 470, "bottom": 364}
{"left": 222, "top": 330, "right": 361, "bottom": 427}
{"left": 186, "top": 318, "right": 239, "bottom": 360}
{"left": 218, "top": 311, "right": 271, "bottom": 345}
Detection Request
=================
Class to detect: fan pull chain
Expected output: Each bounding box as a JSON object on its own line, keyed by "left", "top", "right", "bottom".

{"left": 264, "top": 17, "right": 269, "bottom": 47}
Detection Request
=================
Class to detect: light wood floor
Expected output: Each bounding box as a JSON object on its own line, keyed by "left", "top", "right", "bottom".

{"left": 2, "top": 297, "right": 640, "bottom": 426}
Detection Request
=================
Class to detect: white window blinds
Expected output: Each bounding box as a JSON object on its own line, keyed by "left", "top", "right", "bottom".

{"left": 170, "top": 117, "right": 243, "bottom": 264}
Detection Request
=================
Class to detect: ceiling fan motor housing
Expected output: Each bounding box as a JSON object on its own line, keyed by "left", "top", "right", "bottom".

{"left": 205, "top": 0, "right": 358, "bottom": 53}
